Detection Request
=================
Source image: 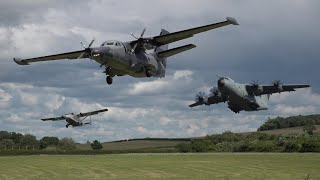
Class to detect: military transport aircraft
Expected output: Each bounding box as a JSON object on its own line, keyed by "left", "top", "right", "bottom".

{"left": 13, "top": 17, "right": 239, "bottom": 85}
{"left": 189, "top": 77, "right": 310, "bottom": 113}
{"left": 41, "top": 108, "right": 108, "bottom": 128}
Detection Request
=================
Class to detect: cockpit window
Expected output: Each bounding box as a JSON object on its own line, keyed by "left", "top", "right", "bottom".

{"left": 106, "top": 42, "right": 114, "bottom": 45}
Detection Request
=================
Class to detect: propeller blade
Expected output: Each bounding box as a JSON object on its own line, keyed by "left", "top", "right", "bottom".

{"left": 131, "top": 33, "right": 138, "bottom": 39}
{"left": 88, "top": 39, "right": 95, "bottom": 48}
{"left": 140, "top": 27, "right": 146, "bottom": 38}
{"left": 80, "top": 41, "right": 86, "bottom": 49}
{"left": 77, "top": 52, "right": 85, "bottom": 59}
{"left": 131, "top": 43, "right": 138, "bottom": 53}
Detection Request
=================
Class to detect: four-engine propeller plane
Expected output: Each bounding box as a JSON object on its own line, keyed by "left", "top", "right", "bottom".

{"left": 13, "top": 17, "right": 239, "bottom": 85}
{"left": 189, "top": 77, "right": 310, "bottom": 113}
{"left": 41, "top": 108, "right": 108, "bottom": 128}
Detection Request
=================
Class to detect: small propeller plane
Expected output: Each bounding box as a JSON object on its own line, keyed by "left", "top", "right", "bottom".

{"left": 13, "top": 17, "right": 239, "bottom": 85}
{"left": 189, "top": 77, "right": 310, "bottom": 113}
{"left": 41, "top": 108, "right": 108, "bottom": 128}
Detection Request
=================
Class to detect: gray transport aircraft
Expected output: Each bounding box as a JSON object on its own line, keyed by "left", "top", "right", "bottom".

{"left": 189, "top": 77, "right": 310, "bottom": 113}
{"left": 41, "top": 108, "right": 108, "bottom": 128}
{"left": 14, "top": 17, "right": 238, "bottom": 85}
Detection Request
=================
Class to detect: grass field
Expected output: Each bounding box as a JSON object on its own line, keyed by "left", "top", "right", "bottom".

{"left": 0, "top": 153, "right": 319, "bottom": 179}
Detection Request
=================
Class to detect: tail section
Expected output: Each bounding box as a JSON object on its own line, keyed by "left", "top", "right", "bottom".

{"left": 155, "top": 29, "right": 169, "bottom": 67}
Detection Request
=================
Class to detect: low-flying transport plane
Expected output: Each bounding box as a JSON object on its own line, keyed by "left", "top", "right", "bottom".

{"left": 41, "top": 108, "right": 108, "bottom": 128}
{"left": 13, "top": 17, "right": 239, "bottom": 85}
{"left": 189, "top": 77, "right": 310, "bottom": 113}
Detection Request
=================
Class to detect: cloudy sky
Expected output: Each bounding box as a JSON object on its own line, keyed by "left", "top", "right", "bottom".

{"left": 1, "top": 0, "right": 320, "bottom": 142}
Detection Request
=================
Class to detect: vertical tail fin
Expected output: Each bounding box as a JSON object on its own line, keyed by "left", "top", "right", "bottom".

{"left": 155, "top": 29, "right": 169, "bottom": 67}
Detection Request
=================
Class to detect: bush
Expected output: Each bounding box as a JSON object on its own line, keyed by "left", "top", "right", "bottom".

{"left": 176, "top": 143, "right": 192, "bottom": 153}
{"left": 57, "top": 138, "right": 76, "bottom": 151}
{"left": 91, "top": 140, "right": 103, "bottom": 150}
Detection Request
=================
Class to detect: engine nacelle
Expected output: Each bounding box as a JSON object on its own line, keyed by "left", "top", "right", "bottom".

{"left": 254, "top": 85, "right": 263, "bottom": 94}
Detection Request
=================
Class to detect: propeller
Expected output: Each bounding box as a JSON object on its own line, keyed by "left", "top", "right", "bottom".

{"left": 130, "top": 27, "right": 147, "bottom": 53}
{"left": 210, "top": 87, "right": 221, "bottom": 96}
{"left": 272, "top": 80, "right": 283, "bottom": 86}
{"left": 273, "top": 80, "right": 283, "bottom": 92}
{"left": 195, "top": 91, "right": 206, "bottom": 102}
{"left": 250, "top": 80, "right": 261, "bottom": 88}
{"left": 78, "top": 38, "right": 95, "bottom": 59}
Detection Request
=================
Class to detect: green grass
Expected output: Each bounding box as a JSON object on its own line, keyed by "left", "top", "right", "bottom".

{"left": 0, "top": 153, "right": 319, "bottom": 179}
{"left": 76, "top": 140, "right": 189, "bottom": 150}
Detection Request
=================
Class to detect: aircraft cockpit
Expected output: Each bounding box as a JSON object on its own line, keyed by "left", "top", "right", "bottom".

{"left": 101, "top": 40, "right": 123, "bottom": 47}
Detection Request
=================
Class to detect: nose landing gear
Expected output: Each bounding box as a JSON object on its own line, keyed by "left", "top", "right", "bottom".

{"left": 145, "top": 69, "right": 152, "bottom": 77}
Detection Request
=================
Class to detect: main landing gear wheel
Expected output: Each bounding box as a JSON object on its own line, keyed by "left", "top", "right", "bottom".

{"left": 66, "top": 124, "right": 69, "bottom": 128}
{"left": 145, "top": 69, "right": 152, "bottom": 77}
{"left": 106, "top": 76, "right": 113, "bottom": 85}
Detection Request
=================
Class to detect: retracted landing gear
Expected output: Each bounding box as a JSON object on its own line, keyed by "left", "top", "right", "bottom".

{"left": 106, "top": 76, "right": 113, "bottom": 85}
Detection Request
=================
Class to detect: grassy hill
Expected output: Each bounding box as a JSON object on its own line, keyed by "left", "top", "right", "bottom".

{"left": 258, "top": 125, "right": 320, "bottom": 135}
{"left": 76, "top": 125, "right": 320, "bottom": 151}
{"left": 76, "top": 138, "right": 190, "bottom": 151}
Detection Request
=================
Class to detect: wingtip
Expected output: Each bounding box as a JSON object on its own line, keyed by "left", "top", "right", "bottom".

{"left": 13, "top": 58, "right": 29, "bottom": 65}
{"left": 226, "top": 17, "right": 239, "bottom": 25}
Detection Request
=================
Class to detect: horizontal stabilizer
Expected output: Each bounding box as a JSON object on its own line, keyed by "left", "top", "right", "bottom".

{"left": 157, "top": 44, "right": 196, "bottom": 58}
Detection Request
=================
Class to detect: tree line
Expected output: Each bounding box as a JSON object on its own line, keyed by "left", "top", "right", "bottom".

{"left": 176, "top": 128, "right": 320, "bottom": 153}
{"left": 257, "top": 114, "right": 320, "bottom": 131}
{"left": 0, "top": 131, "right": 103, "bottom": 151}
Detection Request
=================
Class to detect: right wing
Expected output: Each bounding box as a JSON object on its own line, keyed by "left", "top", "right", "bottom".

{"left": 77, "top": 108, "right": 108, "bottom": 117}
{"left": 13, "top": 50, "right": 87, "bottom": 65}
{"left": 189, "top": 95, "right": 225, "bottom": 108}
{"left": 41, "top": 116, "right": 66, "bottom": 121}
{"left": 151, "top": 17, "right": 239, "bottom": 46}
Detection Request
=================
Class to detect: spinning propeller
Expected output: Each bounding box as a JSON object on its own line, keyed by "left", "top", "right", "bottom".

{"left": 78, "top": 39, "right": 95, "bottom": 59}
{"left": 195, "top": 91, "right": 206, "bottom": 102}
{"left": 130, "top": 28, "right": 149, "bottom": 53}
{"left": 210, "top": 87, "right": 221, "bottom": 96}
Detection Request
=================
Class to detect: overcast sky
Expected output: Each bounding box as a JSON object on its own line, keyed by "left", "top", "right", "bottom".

{"left": 0, "top": 0, "right": 319, "bottom": 142}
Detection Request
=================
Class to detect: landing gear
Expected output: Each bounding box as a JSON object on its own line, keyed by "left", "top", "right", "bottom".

{"left": 66, "top": 124, "right": 69, "bottom": 128}
{"left": 106, "top": 76, "right": 113, "bottom": 85}
{"left": 145, "top": 69, "right": 152, "bottom": 77}
{"left": 105, "top": 67, "right": 111, "bottom": 74}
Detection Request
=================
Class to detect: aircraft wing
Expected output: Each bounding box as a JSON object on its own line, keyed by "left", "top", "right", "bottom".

{"left": 151, "top": 17, "right": 239, "bottom": 46}
{"left": 157, "top": 44, "right": 196, "bottom": 58}
{"left": 247, "top": 84, "right": 310, "bottom": 95}
{"left": 189, "top": 95, "right": 225, "bottom": 107}
{"left": 13, "top": 50, "right": 87, "bottom": 65}
{"left": 41, "top": 116, "right": 66, "bottom": 121}
{"left": 77, "top": 108, "right": 108, "bottom": 117}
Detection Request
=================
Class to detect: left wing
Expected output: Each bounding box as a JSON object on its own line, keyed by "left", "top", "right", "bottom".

{"left": 247, "top": 84, "right": 310, "bottom": 95}
{"left": 189, "top": 95, "right": 225, "bottom": 108}
{"left": 13, "top": 50, "right": 87, "bottom": 65}
{"left": 41, "top": 116, "right": 66, "bottom": 121}
{"left": 151, "top": 17, "right": 239, "bottom": 46}
{"left": 77, "top": 108, "right": 108, "bottom": 117}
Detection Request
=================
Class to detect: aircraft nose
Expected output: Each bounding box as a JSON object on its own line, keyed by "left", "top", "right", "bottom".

{"left": 218, "top": 78, "right": 225, "bottom": 87}
{"left": 91, "top": 47, "right": 111, "bottom": 58}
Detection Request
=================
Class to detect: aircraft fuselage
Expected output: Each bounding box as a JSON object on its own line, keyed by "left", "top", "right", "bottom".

{"left": 217, "top": 77, "right": 268, "bottom": 113}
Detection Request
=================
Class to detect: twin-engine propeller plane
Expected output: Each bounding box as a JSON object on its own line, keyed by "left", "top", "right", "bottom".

{"left": 41, "top": 108, "right": 108, "bottom": 128}
{"left": 13, "top": 17, "right": 239, "bottom": 85}
{"left": 189, "top": 77, "right": 310, "bottom": 113}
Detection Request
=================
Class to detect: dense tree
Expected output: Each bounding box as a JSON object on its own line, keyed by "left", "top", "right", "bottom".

{"left": 19, "top": 134, "right": 39, "bottom": 150}
{"left": 57, "top": 137, "right": 76, "bottom": 151}
{"left": 258, "top": 114, "right": 320, "bottom": 131}
{"left": 39, "top": 136, "right": 60, "bottom": 149}
{"left": 0, "top": 139, "right": 14, "bottom": 150}
{"left": 90, "top": 140, "right": 103, "bottom": 150}
{"left": 303, "top": 124, "right": 316, "bottom": 135}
